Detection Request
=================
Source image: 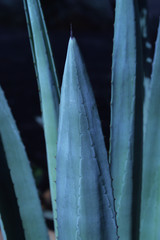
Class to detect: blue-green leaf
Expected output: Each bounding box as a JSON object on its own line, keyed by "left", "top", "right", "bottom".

{"left": 140, "top": 22, "right": 160, "bottom": 240}
{"left": 143, "top": 76, "right": 151, "bottom": 138}
{"left": 0, "top": 215, "right": 7, "bottom": 240}
{"left": 0, "top": 134, "right": 25, "bottom": 240}
{"left": 109, "top": 0, "right": 136, "bottom": 238}
{"left": 0, "top": 86, "right": 49, "bottom": 240}
{"left": 23, "top": 0, "right": 60, "bottom": 236}
{"left": 56, "top": 37, "right": 118, "bottom": 240}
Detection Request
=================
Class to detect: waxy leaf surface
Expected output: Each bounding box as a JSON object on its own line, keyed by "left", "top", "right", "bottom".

{"left": 56, "top": 38, "right": 118, "bottom": 240}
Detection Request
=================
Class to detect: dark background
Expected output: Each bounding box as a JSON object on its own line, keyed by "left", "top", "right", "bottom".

{"left": 0, "top": 0, "right": 160, "bottom": 194}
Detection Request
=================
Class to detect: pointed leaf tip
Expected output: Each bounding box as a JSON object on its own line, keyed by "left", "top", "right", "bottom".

{"left": 57, "top": 37, "right": 118, "bottom": 240}
{"left": 70, "top": 23, "right": 73, "bottom": 38}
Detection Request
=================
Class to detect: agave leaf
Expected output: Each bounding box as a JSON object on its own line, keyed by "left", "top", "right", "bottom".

{"left": 143, "top": 76, "right": 151, "bottom": 138}
{"left": 56, "top": 37, "right": 118, "bottom": 240}
{"left": 140, "top": 22, "right": 160, "bottom": 240}
{"left": 23, "top": 0, "right": 60, "bottom": 97}
{"left": 0, "top": 86, "right": 49, "bottom": 240}
{"left": 0, "top": 135, "right": 25, "bottom": 240}
{"left": 23, "top": 0, "right": 60, "bottom": 236}
{"left": 109, "top": 0, "right": 137, "bottom": 238}
{"left": 0, "top": 215, "right": 7, "bottom": 240}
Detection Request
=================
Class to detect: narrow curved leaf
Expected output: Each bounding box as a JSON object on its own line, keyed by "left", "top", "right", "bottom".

{"left": 0, "top": 135, "right": 25, "bottom": 240}
{"left": 56, "top": 37, "right": 118, "bottom": 240}
{"left": 23, "top": 0, "right": 60, "bottom": 236}
{"left": 0, "top": 86, "right": 49, "bottom": 240}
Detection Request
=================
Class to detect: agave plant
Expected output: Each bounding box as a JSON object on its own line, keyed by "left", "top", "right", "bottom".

{"left": 0, "top": 0, "right": 160, "bottom": 239}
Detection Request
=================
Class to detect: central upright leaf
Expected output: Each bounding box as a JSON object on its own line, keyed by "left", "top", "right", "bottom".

{"left": 56, "top": 37, "right": 118, "bottom": 240}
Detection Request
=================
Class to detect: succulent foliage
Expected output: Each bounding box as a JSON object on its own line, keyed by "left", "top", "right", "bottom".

{"left": 140, "top": 23, "right": 160, "bottom": 240}
{"left": 56, "top": 37, "right": 118, "bottom": 239}
{"left": 0, "top": 215, "right": 7, "bottom": 240}
{"left": 109, "top": 0, "right": 136, "bottom": 238}
{"left": 23, "top": 0, "right": 60, "bottom": 237}
{"left": 0, "top": 0, "right": 160, "bottom": 240}
{"left": 0, "top": 87, "right": 49, "bottom": 240}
